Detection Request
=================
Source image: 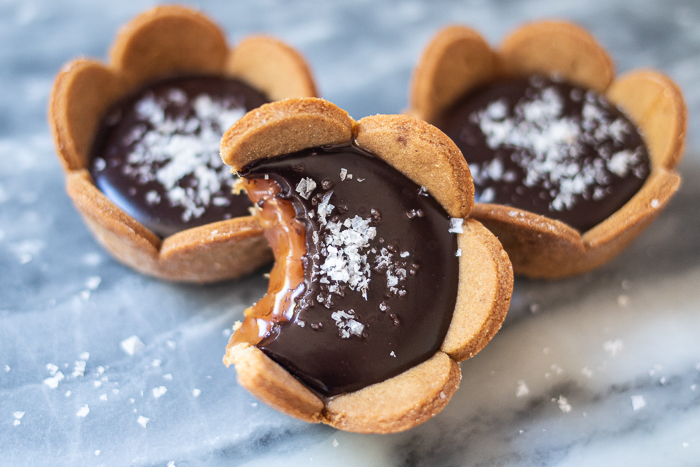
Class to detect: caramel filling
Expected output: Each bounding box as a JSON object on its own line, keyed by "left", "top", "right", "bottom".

{"left": 230, "top": 178, "right": 307, "bottom": 346}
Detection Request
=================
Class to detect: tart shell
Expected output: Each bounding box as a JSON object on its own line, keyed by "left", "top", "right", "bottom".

{"left": 49, "top": 5, "right": 317, "bottom": 282}
{"left": 408, "top": 21, "right": 687, "bottom": 278}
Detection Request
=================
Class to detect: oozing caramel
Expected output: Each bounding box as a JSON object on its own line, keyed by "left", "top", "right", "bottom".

{"left": 230, "top": 178, "right": 307, "bottom": 346}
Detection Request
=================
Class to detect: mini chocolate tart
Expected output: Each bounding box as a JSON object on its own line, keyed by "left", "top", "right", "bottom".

{"left": 222, "top": 98, "right": 513, "bottom": 433}
{"left": 439, "top": 75, "right": 650, "bottom": 233}
{"left": 409, "top": 21, "right": 686, "bottom": 278}
{"left": 49, "top": 5, "right": 317, "bottom": 282}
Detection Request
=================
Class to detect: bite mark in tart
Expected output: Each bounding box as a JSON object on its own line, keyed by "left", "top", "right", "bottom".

{"left": 408, "top": 21, "right": 687, "bottom": 278}
{"left": 49, "top": 5, "right": 317, "bottom": 282}
{"left": 221, "top": 98, "right": 513, "bottom": 433}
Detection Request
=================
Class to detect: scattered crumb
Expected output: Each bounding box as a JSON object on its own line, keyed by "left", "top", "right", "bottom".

{"left": 137, "top": 415, "right": 149, "bottom": 428}
{"left": 631, "top": 395, "right": 646, "bottom": 411}
{"left": 76, "top": 405, "right": 90, "bottom": 417}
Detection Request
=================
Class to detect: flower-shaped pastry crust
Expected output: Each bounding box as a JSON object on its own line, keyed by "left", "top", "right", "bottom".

{"left": 408, "top": 21, "right": 687, "bottom": 278}
{"left": 49, "top": 5, "right": 317, "bottom": 282}
{"left": 221, "top": 98, "right": 513, "bottom": 433}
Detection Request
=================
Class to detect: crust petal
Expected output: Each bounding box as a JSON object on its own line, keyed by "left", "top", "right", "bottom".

{"left": 470, "top": 204, "right": 586, "bottom": 278}
{"left": 499, "top": 21, "right": 615, "bottom": 93}
{"left": 354, "top": 114, "right": 474, "bottom": 218}
{"left": 606, "top": 69, "right": 687, "bottom": 170}
{"left": 49, "top": 60, "right": 126, "bottom": 171}
{"left": 110, "top": 5, "right": 228, "bottom": 86}
{"left": 66, "top": 169, "right": 161, "bottom": 266}
{"left": 226, "top": 36, "right": 317, "bottom": 101}
{"left": 324, "top": 352, "right": 460, "bottom": 433}
{"left": 583, "top": 168, "right": 680, "bottom": 251}
{"left": 409, "top": 25, "right": 500, "bottom": 123}
{"left": 159, "top": 218, "right": 272, "bottom": 283}
{"left": 220, "top": 98, "right": 353, "bottom": 170}
{"left": 225, "top": 343, "right": 324, "bottom": 423}
{"left": 442, "top": 220, "right": 512, "bottom": 362}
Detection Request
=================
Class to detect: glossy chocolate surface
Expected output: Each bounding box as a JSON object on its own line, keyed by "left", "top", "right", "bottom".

{"left": 240, "top": 144, "right": 459, "bottom": 397}
{"left": 90, "top": 75, "right": 268, "bottom": 237}
{"left": 439, "top": 76, "right": 650, "bottom": 232}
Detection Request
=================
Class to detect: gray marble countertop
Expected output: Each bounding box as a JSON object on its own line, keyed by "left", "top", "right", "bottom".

{"left": 1, "top": 0, "right": 699, "bottom": 465}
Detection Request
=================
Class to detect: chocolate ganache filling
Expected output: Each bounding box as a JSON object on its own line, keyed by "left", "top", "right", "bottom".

{"left": 235, "top": 144, "right": 460, "bottom": 397}
{"left": 439, "top": 76, "right": 650, "bottom": 232}
{"left": 90, "top": 75, "right": 268, "bottom": 237}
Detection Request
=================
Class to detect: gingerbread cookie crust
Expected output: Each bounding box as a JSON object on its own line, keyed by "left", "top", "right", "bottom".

{"left": 49, "top": 5, "right": 317, "bottom": 282}
{"left": 222, "top": 98, "right": 513, "bottom": 433}
{"left": 408, "top": 21, "right": 686, "bottom": 278}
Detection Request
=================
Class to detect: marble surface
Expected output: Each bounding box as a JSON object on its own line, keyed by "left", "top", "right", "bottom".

{"left": 1, "top": 0, "right": 699, "bottom": 465}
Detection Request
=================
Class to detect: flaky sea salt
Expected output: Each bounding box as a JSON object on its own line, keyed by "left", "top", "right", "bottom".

{"left": 76, "top": 405, "right": 90, "bottom": 417}
{"left": 631, "top": 395, "right": 646, "bottom": 411}
{"left": 119, "top": 89, "right": 246, "bottom": 223}
{"left": 153, "top": 386, "right": 167, "bottom": 398}
{"left": 331, "top": 310, "right": 365, "bottom": 339}
{"left": 556, "top": 395, "right": 572, "bottom": 413}
{"left": 120, "top": 335, "right": 145, "bottom": 356}
{"left": 448, "top": 218, "right": 464, "bottom": 234}
{"left": 137, "top": 415, "right": 149, "bottom": 428}
{"left": 295, "top": 177, "right": 317, "bottom": 199}
{"left": 516, "top": 380, "right": 529, "bottom": 398}
{"left": 470, "top": 80, "right": 646, "bottom": 212}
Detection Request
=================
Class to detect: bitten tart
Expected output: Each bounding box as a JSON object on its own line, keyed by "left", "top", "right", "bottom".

{"left": 49, "top": 5, "right": 317, "bottom": 282}
{"left": 221, "top": 98, "right": 513, "bottom": 433}
{"left": 408, "top": 21, "right": 687, "bottom": 278}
